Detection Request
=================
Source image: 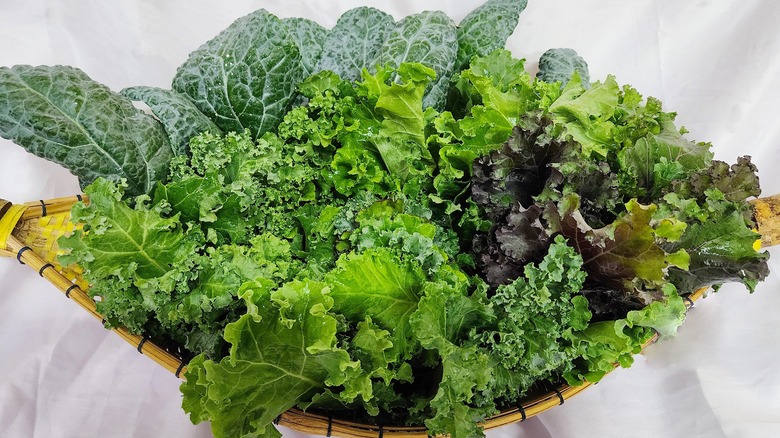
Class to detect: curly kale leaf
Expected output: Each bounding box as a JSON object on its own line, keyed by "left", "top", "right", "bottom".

{"left": 181, "top": 280, "right": 358, "bottom": 438}
{"left": 477, "top": 235, "right": 590, "bottom": 403}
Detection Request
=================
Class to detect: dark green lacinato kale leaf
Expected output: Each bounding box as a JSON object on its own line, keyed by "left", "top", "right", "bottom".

{"left": 121, "top": 86, "right": 222, "bottom": 156}
{"left": 455, "top": 0, "right": 527, "bottom": 71}
{"left": 172, "top": 9, "right": 305, "bottom": 140}
{"left": 537, "top": 48, "right": 590, "bottom": 88}
{"left": 0, "top": 65, "right": 173, "bottom": 196}
{"left": 373, "top": 11, "right": 458, "bottom": 111}
{"left": 282, "top": 17, "right": 328, "bottom": 77}
{"left": 315, "top": 7, "right": 394, "bottom": 81}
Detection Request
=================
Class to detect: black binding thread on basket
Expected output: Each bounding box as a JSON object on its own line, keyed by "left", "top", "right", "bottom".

{"left": 0, "top": 202, "right": 11, "bottom": 220}
{"left": 76, "top": 194, "right": 83, "bottom": 202}
{"left": 39, "top": 200, "right": 47, "bottom": 217}
{"left": 273, "top": 415, "right": 281, "bottom": 425}
{"left": 16, "top": 246, "right": 32, "bottom": 264}
{"left": 541, "top": 381, "right": 564, "bottom": 406}
{"left": 552, "top": 387, "right": 564, "bottom": 405}
{"left": 137, "top": 337, "right": 147, "bottom": 353}
{"left": 682, "top": 294, "right": 694, "bottom": 309}
{"left": 378, "top": 425, "right": 384, "bottom": 438}
{"left": 38, "top": 263, "right": 54, "bottom": 276}
{"left": 326, "top": 415, "right": 333, "bottom": 437}
{"left": 517, "top": 403, "right": 527, "bottom": 421}
{"left": 175, "top": 361, "right": 187, "bottom": 378}
{"left": 65, "top": 284, "right": 79, "bottom": 299}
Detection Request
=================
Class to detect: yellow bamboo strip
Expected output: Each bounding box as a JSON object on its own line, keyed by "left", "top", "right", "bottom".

{"left": 21, "top": 195, "right": 88, "bottom": 220}
{"left": 4, "top": 234, "right": 185, "bottom": 377}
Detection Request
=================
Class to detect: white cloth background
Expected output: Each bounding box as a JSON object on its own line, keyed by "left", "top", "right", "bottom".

{"left": 1, "top": 1, "right": 779, "bottom": 437}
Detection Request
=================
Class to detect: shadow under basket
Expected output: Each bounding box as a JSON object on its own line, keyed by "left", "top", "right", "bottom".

{"left": 2, "top": 193, "right": 779, "bottom": 437}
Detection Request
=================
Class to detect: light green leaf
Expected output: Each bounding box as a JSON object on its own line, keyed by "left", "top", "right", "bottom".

{"left": 326, "top": 248, "right": 425, "bottom": 356}
{"left": 181, "top": 279, "right": 355, "bottom": 438}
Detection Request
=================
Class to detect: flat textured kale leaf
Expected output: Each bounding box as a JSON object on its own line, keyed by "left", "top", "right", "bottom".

{"left": 455, "top": 0, "right": 528, "bottom": 71}
{"left": 537, "top": 48, "right": 590, "bottom": 88}
{"left": 315, "top": 7, "right": 394, "bottom": 81}
{"left": 282, "top": 17, "right": 328, "bottom": 77}
{"left": 121, "top": 86, "right": 222, "bottom": 156}
{"left": 373, "top": 11, "right": 458, "bottom": 111}
{"left": 326, "top": 248, "right": 425, "bottom": 357}
{"left": 0, "top": 65, "right": 173, "bottom": 196}
{"left": 181, "top": 280, "right": 356, "bottom": 438}
{"left": 172, "top": 9, "right": 305, "bottom": 139}
{"left": 57, "top": 178, "right": 204, "bottom": 333}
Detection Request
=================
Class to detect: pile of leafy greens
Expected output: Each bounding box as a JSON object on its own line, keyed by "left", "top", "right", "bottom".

{"left": 0, "top": 1, "right": 769, "bottom": 437}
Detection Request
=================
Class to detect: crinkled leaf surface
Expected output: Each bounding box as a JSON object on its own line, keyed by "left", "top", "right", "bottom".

{"left": 58, "top": 178, "right": 201, "bottom": 281}
{"left": 172, "top": 9, "right": 305, "bottom": 139}
{"left": 121, "top": 86, "right": 222, "bottom": 156}
{"left": 282, "top": 17, "right": 328, "bottom": 77}
{"left": 666, "top": 208, "right": 768, "bottom": 293}
{"left": 455, "top": 0, "right": 527, "bottom": 71}
{"left": 537, "top": 48, "right": 590, "bottom": 88}
{"left": 547, "top": 196, "right": 687, "bottom": 292}
{"left": 315, "top": 7, "right": 394, "bottom": 81}
{"left": 0, "top": 65, "right": 173, "bottom": 196}
{"left": 373, "top": 11, "right": 458, "bottom": 111}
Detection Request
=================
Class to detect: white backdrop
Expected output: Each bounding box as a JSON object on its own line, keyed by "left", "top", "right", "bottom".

{"left": 1, "top": 1, "right": 779, "bottom": 437}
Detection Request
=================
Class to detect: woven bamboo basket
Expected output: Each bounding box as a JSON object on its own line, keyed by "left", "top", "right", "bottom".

{"left": 1, "top": 193, "right": 778, "bottom": 437}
